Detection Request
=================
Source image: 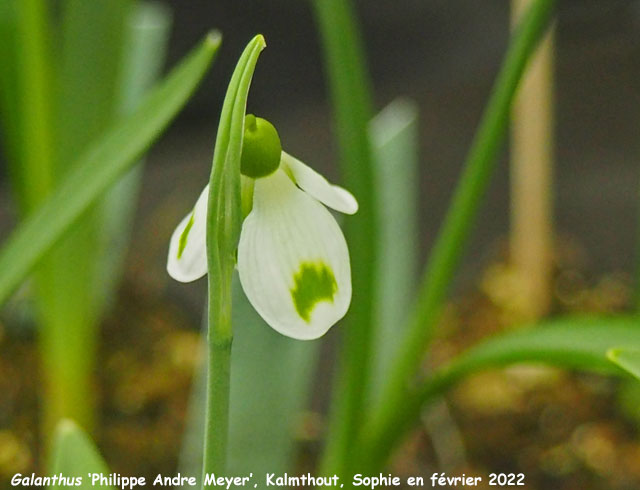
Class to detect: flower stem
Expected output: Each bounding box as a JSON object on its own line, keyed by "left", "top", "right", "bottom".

{"left": 200, "top": 35, "right": 266, "bottom": 486}
{"left": 360, "top": 0, "right": 557, "bottom": 470}
{"left": 202, "top": 285, "right": 233, "bottom": 477}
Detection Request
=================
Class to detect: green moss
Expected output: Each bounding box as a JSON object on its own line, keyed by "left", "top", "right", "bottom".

{"left": 177, "top": 211, "right": 195, "bottom": 259}
{"left": 291, "top": 262, "right": 337, "bottom": 323}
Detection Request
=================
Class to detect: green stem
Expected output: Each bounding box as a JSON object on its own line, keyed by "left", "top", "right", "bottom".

{"left": 361, "top": 0, "right": 556, "bottom": 469}
{"left": 202, "top": 296, "right": 233, "bottom": 477}
{"left": 311, "top": 0, "right": 377, "bottom": 477}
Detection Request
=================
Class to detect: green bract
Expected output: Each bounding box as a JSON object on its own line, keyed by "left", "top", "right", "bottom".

{"left": 240, "top": 114, "right": 282, "bottom": 178}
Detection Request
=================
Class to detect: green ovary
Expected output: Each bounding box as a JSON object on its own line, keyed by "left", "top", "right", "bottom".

{"left": 291, "top": 262, "right": 338, "bottom": 323}
{"left": 177, "top": 212, "right": 195, "bottom": 259}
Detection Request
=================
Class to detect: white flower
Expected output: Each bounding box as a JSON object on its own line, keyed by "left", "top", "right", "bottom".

{"left": 167, "top": 144, "right": 358, "bottom": 340}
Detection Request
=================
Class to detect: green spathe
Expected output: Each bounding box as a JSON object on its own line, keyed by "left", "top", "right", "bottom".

{"left": 291, "top": 261, "right": 338, "bottom": 322}
{"left": 241, "top": 114, "right": 282, "bottom": 178}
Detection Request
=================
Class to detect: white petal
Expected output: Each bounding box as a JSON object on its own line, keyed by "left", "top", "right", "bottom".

{"left": 167, "top": 185, "right": 209, "bottom": 282}
{"left": 281, "top": 152, "right": 358, "bottom": 215}
{"left": 238, "top": 169, "right": 352, "bottom": 340}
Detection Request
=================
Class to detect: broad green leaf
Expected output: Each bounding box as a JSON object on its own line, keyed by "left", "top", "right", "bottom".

{"left": 34, "top": 0, "right": 141, "bottom": 433}
{"left": 49, "top": 420, "right": 113, "bottom": 490}
{"left": 45, "top": 0, "right": 139, "bottom": 322}
{"left": 177, "top": 322, "right": 207, "bottom": 488}
{"left": 0, "top": 0, "right": 22, "bottom": 176}
{"left": 228, "top": 282, "right": 317, "bottom": 483}
{"left": 608, "top": 348, "right": 640, "bottom": 380}
{"left": 57, "top": 0, "right": 131, "bottom": 169}
{"left": 11, "top": 0, "right": 55, "bottom": 212}
{"left": 369, "top": 99, "right": 419, "bottom": 404}
{"left": 178, "top": 281, "right": 317, "bottom": 488}
{"left": 0, "top": 32, "right": 221, "bottom": 309}
{"left": 96, "top": 2, "right": 172, "bottom": 314}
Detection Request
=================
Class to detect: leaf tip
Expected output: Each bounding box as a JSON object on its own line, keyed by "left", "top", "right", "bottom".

{"left": 54, "top": 418, "right": 80, "bottom": 438}
{"left": 606, "top": 348, "right": 621, "bottom": 362}
{"left": 205, "top": 30, "right": 223, "bottom": 49}
{"left": 254, "top": 33, "right": 267, "bottom": 50}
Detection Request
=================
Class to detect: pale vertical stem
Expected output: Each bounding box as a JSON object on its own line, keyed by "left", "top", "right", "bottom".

{"left": 510, "top": 0, "right": 555, "bottom": 319}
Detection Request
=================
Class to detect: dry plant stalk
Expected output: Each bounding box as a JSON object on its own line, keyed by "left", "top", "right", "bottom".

{"left": 510, "top": 0, "right": 555, "bottom": 319}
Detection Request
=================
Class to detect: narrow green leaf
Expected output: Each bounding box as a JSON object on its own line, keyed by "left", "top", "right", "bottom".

{"left": 366, "top": 0, "right": 557, "bottom": 466}
{"left": 369, "top": 99, "right": 419, "bottom": 404}
{"left": 363, "top": 315, "right": 640, "bottom": 469}
{"left": 312, "top": 0, "right": 378, "bottom": 474}
{"left": 49, "top": 420, "right": 114, "bottom": 490}
{"left": 435, "top": 316, "right": 640, "bottom": 377}
{"left": 608, "top": 348, "right": 640, "bottom": 380}
{"left": 0, "top": 32, "right": 221, "bottom": 308}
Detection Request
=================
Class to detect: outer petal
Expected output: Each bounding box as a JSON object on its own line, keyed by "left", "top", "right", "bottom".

{"left": 167, "top": 185, "right": 209, "bottom": 282}
{"left": 238, "top": 169, "right": 352, "bottom": 340}
{"left": 281, "top": 152, "right": 358, "bottom": 215}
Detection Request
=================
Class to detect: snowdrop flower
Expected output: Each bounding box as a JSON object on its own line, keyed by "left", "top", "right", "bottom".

{"left": 167, "top": 115, "right": 358, "bottom": 340}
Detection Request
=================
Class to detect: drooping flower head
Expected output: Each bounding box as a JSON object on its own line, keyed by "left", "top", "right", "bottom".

{"left": 168, "top": 115, "right": 357, "bottom": 340}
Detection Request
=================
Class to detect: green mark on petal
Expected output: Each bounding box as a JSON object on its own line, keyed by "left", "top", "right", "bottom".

{"left": 291, "top": 262, "right": 338, "bottom": 323}
{"left": 177, "top": 211, "right": 195, "bottom": 259}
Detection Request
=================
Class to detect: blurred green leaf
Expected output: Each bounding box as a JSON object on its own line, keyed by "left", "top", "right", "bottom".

{"left": 312, "top": 0, "right": 377, "bottom": 473}
{"left": 96, "top": 1, "right": 172, "bottom": 314}
{"left": 57, "top": 0, "right": 131, "bottom": 168}
{"left": 436, "top": 316, "right": 640, "bottom": 377}
{"left": 363, "top": 315, "right": 640, "bottom": 469}
{"left": 177, "top": 324, "right": 207, "bottom": 487}
{"left": 178, "top": 280, "right": 317, "bottom": 488}
{"left": 365, "top": 0, "right": 557, "bottom": 471}
{"left": 0, "top": 0, "right": 22, "bottom": 175}
{"left": 49, "top": 420, "right": 113, "bottom": 490}
{"left": 45, "top": 0, "right": 135, "bottom": 321}
{"left": 608, "top": 348, "right": 640, "bottom": 380}
{"left": 228, "top": 282, "right": 317, "bottom": 483}
{"left": 34, "top": 0, "right": 146, "bottom": 432}
{"left": 10, "top": 0, "right": 55, "bottom": 212}
{"left": 0, "top": 32, "right": 221, "bottom": 308}
{"left": 369, "top": 99, "right": 419, "bottom": 404}
{"left": 48, "top": 1, "right": 171, "bottom": 322}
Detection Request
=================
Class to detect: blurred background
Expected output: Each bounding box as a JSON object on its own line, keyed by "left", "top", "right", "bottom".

{"left": 1, "top": 1, "right": 640, "bottom": 489}
{"left": 138, "top": 0, "right": 640, "bottom": 291}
